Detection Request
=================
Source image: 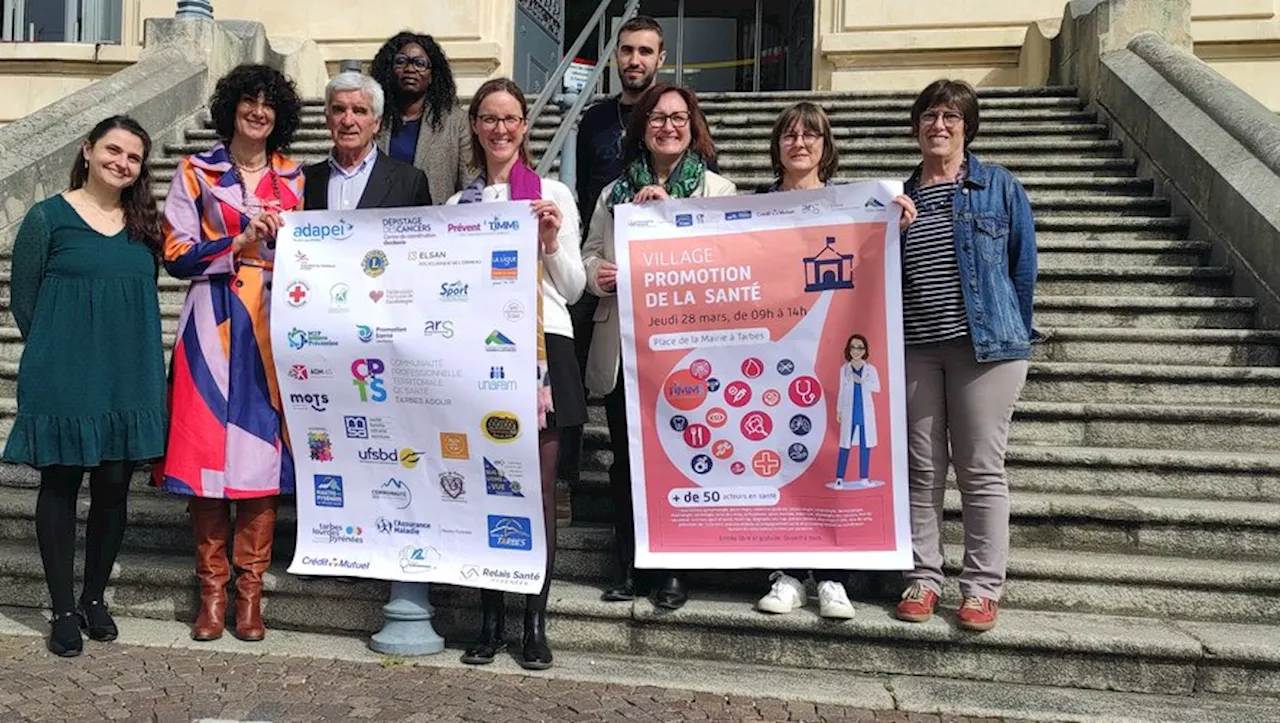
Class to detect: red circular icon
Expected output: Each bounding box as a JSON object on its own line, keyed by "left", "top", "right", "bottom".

{"left": 762, "top": 389, "right": 782, "bottom": 407}
{"left": 689, "top": 359, "right": 713, "bottom": 380}
{"left": 712, "top": 440, "right": 734, "bottom": 459}
{"left": 724, "top": 381, "right": 753, "bottom": 408}
{"left": 731, "top": 461, "right": 746, "bottom": 475}
{"left": 705, "top": 407, "right": 728, "bottom": 428}
{"left": 751, "top": 450, "right": 782, "bottom": 478}
{"left": 741, "top": 357, "right": 765, "bottom": 379}
{"left": 788, "top": 376, "right": 823, "bottom": 407}
{"left": 664, "top": 369, "right": 708, "bottom": 411}
{"left": 740, "top": 411, "right": 773, "bottom": 442}
{"left": 682, "top": 424, "right": 711, "bottom": 449}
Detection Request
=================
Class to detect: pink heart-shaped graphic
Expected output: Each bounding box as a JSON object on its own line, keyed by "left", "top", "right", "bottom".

{"left": 369, "top": 290, "right": 385, "bottom": 302}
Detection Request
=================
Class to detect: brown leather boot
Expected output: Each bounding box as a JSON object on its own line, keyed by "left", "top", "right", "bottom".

{"left": 232, "top": 496, "right": 278, "bottom": 641}
{"left": 189, "top": 497, "right": 232, "bottom": 641}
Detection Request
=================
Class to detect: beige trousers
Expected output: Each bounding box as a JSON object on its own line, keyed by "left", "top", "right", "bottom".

{"left": 904, "top": 337, "right": 1028, "bottom": 600}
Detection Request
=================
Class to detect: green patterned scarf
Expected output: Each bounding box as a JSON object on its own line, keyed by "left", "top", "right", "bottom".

{"left": 605, "top": 151, "right": 708, "bottom": 211}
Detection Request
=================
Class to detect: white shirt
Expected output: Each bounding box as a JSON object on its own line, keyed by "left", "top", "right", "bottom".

{"left": 327, "top": 145, "right": 378, "bottom": 211}
{"left": 447, "top": 178, "right": 586, "bottom": 339}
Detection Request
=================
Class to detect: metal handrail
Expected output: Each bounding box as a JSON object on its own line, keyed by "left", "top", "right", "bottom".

{"left": 532, "top": 0, "right": 641, "bottom": 176}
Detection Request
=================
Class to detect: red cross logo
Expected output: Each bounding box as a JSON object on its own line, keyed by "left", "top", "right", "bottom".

{"left": 752, "top": 450, "right": 781, "bottom": 478}
{"left": 287, "top": 282, "right": 309, "bottom": 307}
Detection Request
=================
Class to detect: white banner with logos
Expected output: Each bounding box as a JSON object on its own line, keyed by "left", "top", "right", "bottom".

{"left": 273, "top": 204, "right": 546, "bottom": 594}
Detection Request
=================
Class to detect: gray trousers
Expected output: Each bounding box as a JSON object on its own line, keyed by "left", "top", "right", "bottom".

{"left": 904, "top": 337, "right": 1028, "bottom": 600}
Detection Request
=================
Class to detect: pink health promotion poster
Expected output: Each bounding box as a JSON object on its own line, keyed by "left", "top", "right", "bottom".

{"left": 614, "top": 183, "right": 911, "bottom": 570}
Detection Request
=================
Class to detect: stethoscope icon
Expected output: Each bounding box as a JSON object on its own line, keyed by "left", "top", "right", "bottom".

{"left": 792, "top": 377, "right": 819, "bottom": 406}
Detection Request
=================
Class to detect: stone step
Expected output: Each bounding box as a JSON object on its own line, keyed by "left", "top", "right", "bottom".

{"left": 619, "top": 122, "right": 1111, "bottom": 140}
{"left": 4, "top": 543, "right": 1274, "bottom": 698}
{"left": 1033, "top": 327, "right": 1280, "bottom": 366}
{"left": 148, "top": 155, "right": 1141, "bottom": 181}
{"left": 1035, "top": 239, "right": 1207, "bottom": 267}
{"left": 1034, "top": 295, "right": 1254, "bottom": 329}
{"left": 709, "top": 138, "right": 1124, "bottom": 157}
{"left": 1020, "top": 361, "right": 1280, "bottom": 405}
{"left": 289, "top": 107, "right": 1101, "bottom": 132}
{"left": 1035, "top": 266, "right": 1229, "bottom": 296}
{"left": 1002, "top": 445, "right": 1280, "bottom": 501}
{"left": 179, "top": 122, "right": 1112, "bottom": 145}
{"left": 625, "top": 86, "right": 1085, "bottom": 102}
{"left": 2, "top": 478, "right": 1279, "bottom": 625}
{"left": 1011, "top": 400, "right": 1280, "bottom": 452}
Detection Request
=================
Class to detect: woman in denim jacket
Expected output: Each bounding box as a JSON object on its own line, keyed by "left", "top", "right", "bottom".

{"left": 893, "top": 79, "right": 1037, "bottom": 632}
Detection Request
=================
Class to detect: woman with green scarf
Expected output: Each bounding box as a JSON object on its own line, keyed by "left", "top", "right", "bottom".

{"left": 582, "top": 83, "right": 737, "bottom": 611}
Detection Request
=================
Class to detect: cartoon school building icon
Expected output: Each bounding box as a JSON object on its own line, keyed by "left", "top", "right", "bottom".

{"left": 804, "top": 237, "right": 854, "bottom": 292}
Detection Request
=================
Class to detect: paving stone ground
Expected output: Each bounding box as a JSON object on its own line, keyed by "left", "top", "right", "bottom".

{"left": 0, "top": 635, "right": 1035, "bottom": 723}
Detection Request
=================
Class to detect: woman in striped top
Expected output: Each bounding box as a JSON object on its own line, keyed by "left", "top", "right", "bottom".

{"left": 894, "top": 80, "right": 1038, "bottom": 632}
{"left": 752, "top": 102, "right": 917, "bottom": 621}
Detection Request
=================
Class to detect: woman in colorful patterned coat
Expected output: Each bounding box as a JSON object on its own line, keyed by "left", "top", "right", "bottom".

{"left": 155, "top": 64, "right": 304, "bottom": 643}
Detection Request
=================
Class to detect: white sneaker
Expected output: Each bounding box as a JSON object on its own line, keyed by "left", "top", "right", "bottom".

{"left": 817, "top": 580, "right": 855, "bottom": 619}
{"left": 756, "top": 571, "right": 806, "bottom": 614}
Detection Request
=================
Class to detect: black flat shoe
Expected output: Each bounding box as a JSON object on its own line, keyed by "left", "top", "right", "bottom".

{"left": 460, "top": 636, "right": 506, "bottom": 665}
{"left": 651, "top": 573, "right": 688, "bottom": 610}
{"left": 78, "top": 600, "right": 118, "bottom": 642}
{"left": 518, "top": 607, "right": 552, "bottom": 671}
{"left": 48, "top": 611, "right": 83, "bottom": 657}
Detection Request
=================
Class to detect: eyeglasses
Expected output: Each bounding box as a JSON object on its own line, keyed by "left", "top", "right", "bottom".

{"left": 476, "top": 114, "right": 525, "bottom": 130}
{"left": 920, "top": 110, "right": 964, "bottom": 128}
{"left": 393, "top": 55, "right": 430, "bottom": 71}
{"left": 781, "top": 131, "right": 823, "bottom": 146}
{"left": 647, "top": 111, "right": 691, "bottom": 129}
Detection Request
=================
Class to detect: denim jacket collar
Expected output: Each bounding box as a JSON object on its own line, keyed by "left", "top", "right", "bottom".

{"left": 906, "top": 151, "right": 988, "bottom": 193}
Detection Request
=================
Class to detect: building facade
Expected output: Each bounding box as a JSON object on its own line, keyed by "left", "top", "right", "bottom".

{"left": 2, "top": 0, "right": 1279, "bottom": 125}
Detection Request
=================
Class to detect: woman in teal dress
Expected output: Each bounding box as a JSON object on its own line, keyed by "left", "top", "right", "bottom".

{"left": 3, "top": 116, "right": 167, "bottom": 657}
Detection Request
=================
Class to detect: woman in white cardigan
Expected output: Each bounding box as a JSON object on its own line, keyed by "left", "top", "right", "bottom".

{"left": 447, "top": 77, "right": 585, "bottom": 671}
{"left": 581, "top": 83, "right": 737, "bottom": 611}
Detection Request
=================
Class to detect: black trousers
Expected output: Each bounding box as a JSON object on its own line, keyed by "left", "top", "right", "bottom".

{"left": 36, "top": 462, "right": 134, "bottom": 615}
{"left": 557, "top": 292, "right": 599, "bottom": 480}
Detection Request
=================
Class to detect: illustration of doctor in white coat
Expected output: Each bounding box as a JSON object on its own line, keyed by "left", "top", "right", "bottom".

{"left": 829, "top": 333, "right": 884, "bottom": 490}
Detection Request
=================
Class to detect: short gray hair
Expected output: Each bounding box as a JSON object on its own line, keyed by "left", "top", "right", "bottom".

{"left": 325, "top": 72, "right": 385, "bottom": 120}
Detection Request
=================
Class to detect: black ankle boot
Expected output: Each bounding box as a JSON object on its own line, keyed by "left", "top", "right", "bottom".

{"left": 78, "top": 599, "right": 118, "bottom": 642}
{"left": 651, "top": 572, "right": 688, "bottom": 610}
{"left": 519, "top": 600, "right": 552, "bottom": 671}
{"left": 48, "top": 611, "right": 83, "bottom": 657}
{"left": 602, "top": 531, "right": 637, "bottom": 601}
{"left": 602, "top": 569, "right": 636, "bottom": 602}
{"left": 460, "top": 590, "right": 506, "bottom": 665}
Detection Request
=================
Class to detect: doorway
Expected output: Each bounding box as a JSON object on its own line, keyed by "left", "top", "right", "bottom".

{"left": 566, "top": 0, "right": 814, "bottom": 94}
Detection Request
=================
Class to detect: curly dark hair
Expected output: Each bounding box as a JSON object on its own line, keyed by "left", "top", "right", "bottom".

{"left": 208, "top": 64, "right": 302, "bottom": 153}
{"left": 69, "top": 115, "right": 162, "bottom": 252}
{"left": 370, "top": 31, "right": 458, "bottom": 133}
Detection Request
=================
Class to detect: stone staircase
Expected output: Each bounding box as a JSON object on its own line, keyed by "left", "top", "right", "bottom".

{"left": 3, "top": 87, "right": 1280, "bottom": 699}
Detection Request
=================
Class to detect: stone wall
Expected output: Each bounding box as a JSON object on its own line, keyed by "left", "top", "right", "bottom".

{"left": 1095, "top": 29, "right": 1280, "bottom": 327}
{"left": 0, "top": 19, "right": 320, "bottom": 254}
{"left": 815, "top": 0, "right": 1280, "bottom": 110}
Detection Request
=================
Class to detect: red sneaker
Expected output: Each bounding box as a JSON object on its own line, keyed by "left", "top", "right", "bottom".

{"left": 895, "top": 582, "right": 939, "bottom": 623}
{"left": 957, "top": 596, "right": 999, "bottom": 631}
